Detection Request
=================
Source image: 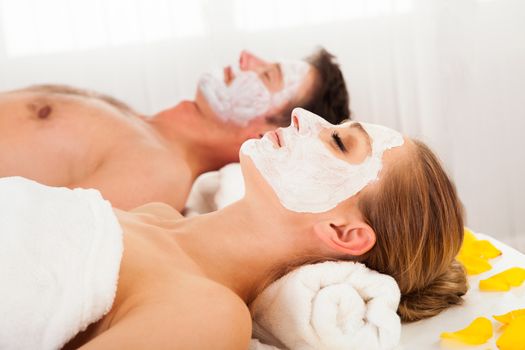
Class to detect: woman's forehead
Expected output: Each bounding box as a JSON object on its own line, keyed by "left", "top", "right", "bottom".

{"left": 337, "top": 120, "right": 398, "bottom": 133}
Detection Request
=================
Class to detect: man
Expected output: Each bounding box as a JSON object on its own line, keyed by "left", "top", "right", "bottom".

{"left": 0, "top": 48, "right": 350, "bottom": 210}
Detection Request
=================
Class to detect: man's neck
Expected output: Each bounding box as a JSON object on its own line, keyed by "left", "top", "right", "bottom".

{"left": 147, "top": 101, "right": 238, "bottom": 180}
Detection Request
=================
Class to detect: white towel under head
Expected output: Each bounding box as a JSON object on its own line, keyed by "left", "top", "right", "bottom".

{"left": 249, "top": 261, "right": 402, "bottom": 350}
{"left": 0, "top": 177, "right": 123, "bottom": 350}
{"left": 184, "top": 163, "right": 244, "bottom": 216}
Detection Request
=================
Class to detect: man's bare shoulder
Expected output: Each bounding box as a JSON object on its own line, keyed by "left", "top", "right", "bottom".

{"left": 0, "top": 85, "right": 149, "bottom": 184}
{"left": 0, "top": 86, "right": 192, "bottom": 210}
{"left": 83, "top": 278, "right": 252, "bottom": 350}
{"left": 76, "top": 156, "right": 191, "bottom": 210}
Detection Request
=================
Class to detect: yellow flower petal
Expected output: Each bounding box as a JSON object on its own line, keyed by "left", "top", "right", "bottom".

{"left": 479, "top": 267, "right": 525, "bottom": 291}
{"left": 464, "top": 227, "right": 477, "bottom": 245}
{"left": 470, "top": 240, "right": 502, "bottom": 259}
{"left": 499, "top": 324, "right": 509, "bottom": 333}
{"left": 457, "top": 253, "right": 493, "bottom": 275}
{"left": 480, "top": 278, "right": 511, "bottom": 291}
{"left": 505, "top": 268, "right": 525, "bottom": 286}
{"left": 441, "top": 317, "right": 493, "bottom": 345}
{"left": 496, "top": 316, "right": 525, "bottom": 350}
{"left": 494, "top": 309, "right": 525, "bottom": 324}
{"left": 458, "top": 228, "right": 501, "bottom": 275}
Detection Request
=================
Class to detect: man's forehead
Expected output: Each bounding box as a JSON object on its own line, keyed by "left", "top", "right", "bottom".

{"left": 278, "top": 60, "right": 311, "bottom": 87}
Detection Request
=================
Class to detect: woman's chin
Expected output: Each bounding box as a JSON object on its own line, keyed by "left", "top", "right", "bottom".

{"left": 238, "top": 152, "right": 256, "bottom": 180}
{"left": 239, "top": 153, "right": 271, "bottom": 195}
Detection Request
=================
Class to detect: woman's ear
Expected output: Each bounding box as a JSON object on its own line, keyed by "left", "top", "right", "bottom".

{"left": 313, "top": 219, "right": 376, "bottom": 256}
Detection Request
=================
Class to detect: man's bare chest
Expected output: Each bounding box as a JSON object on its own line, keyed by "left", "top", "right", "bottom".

{"left": 0, "top": 91, "right": 191, "bottom": 208}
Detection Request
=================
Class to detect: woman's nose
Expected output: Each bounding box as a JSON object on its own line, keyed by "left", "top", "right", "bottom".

{"left": 292, "top": 114, "right": 300, "bottom": 132}
{"left": 292, "top": 112, "right": 316, "bottom": 135}
{"left": 292, "top": 109, "right": 327, "bottom": 135}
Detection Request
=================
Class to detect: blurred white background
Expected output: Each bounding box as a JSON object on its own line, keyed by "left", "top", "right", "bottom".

{"left": 0, "top": 0, "right": 524, "bottom": 250}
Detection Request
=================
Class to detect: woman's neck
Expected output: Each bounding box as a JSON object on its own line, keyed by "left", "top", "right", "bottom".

{"left": 170, "top": 199, "right": 314, "bottom": 303}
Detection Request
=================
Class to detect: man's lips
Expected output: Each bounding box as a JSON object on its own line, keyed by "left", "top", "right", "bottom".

{"left": 223, "top": 66, "right": 234, "bottom": 85}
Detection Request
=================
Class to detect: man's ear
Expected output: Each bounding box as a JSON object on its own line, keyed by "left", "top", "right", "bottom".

{"left": 313, "top": 219, "right": 376, "bottom": 256}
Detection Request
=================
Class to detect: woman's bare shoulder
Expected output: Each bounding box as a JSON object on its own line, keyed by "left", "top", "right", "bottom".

{"left": 81, "top": 277, "right": 252, "bottom": 350}
{"left": 164, "top": 275, "right": 253, "bottom": 334}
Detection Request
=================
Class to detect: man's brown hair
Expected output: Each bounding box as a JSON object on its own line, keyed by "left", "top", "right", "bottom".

{"left": 270, "top": 47, "right": 350, "bottom": 126}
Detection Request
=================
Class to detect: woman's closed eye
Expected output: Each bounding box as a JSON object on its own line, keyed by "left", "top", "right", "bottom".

{"left": 332, "top": 131, "right": 347, "bottom": 153}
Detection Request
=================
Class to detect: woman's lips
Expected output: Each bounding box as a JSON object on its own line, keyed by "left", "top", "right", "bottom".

{"left": 276, "top": 129, "right": 284, "bottom": 147}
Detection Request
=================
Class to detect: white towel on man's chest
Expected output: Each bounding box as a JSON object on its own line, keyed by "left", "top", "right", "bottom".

{"left": 0, "top": 177, "right": 123, "bottom": 350}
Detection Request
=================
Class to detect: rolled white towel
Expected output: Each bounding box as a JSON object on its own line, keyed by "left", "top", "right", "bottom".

{"left": 250, "top": 338, "right": 282, "bottom": 350}
{"left": 184, "top": 163, "right": 245, "bottom": 216}
{"left": 214, "top": 163, "right": 245, "bottom": 209}
{"left": 249, "top": 261, "right": 401, "bottom": 350}
{"left": 184, "top": 171, "right": 221, "bottom": 217}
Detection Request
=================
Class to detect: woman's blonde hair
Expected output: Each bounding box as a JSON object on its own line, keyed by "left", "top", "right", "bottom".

{"left": 358, "top": 139, "right": 468, "bottom": 322}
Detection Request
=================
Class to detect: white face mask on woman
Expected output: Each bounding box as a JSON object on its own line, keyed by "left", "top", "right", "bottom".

{"left": 197, "top": 61, "right": 310, "bottom": 126}
{"left": 241, "top": 108, "right": 405, "bottom": 213}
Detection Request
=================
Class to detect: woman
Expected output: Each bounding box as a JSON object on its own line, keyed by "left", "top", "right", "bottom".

{"left": 5, "top": 108, "right": 467, "bottom": 349}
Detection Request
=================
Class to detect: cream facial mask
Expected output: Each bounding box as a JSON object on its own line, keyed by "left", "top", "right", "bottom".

{"left": 270, "top": 60, "right": 310, "bottom": 108}
{"left": 197, "top": 60, "right": 309, "bottom": 125}
{"left": 240, "top": 108, "right": 405, "bottom": 213}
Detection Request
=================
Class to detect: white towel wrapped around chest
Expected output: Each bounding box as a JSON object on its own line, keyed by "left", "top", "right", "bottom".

{"left": 0, "top": 177, "right": 123, "bottom": 350}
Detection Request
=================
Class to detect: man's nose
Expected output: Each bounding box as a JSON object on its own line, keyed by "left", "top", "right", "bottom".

{"left": 239, "top": 50, "right": 267, "bottom": 71}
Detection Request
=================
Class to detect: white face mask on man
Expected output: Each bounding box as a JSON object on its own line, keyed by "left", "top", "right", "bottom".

{"left": 197, "top": 61, "right": 310, "bottom": 126}
{"left": 241, "top": 108, "right": 405, "bottom": 213}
